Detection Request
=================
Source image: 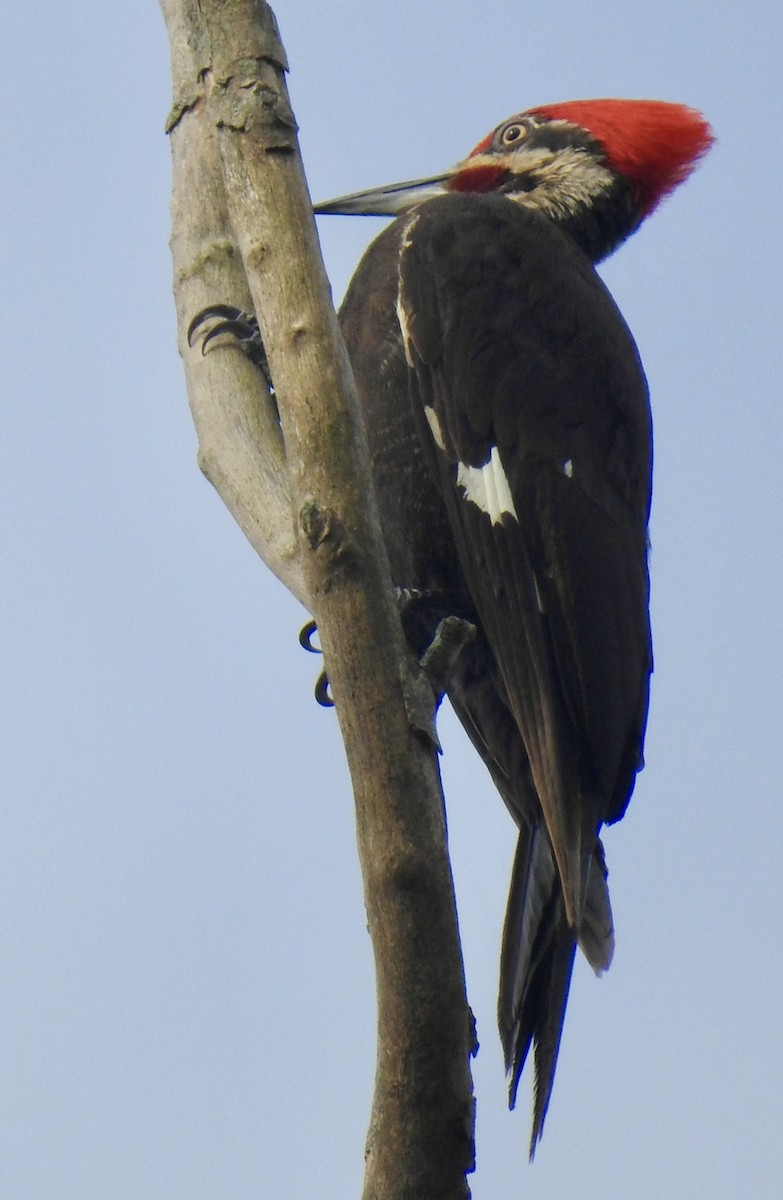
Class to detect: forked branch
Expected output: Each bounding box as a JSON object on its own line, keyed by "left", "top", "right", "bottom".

{"left": 159, "top": 2, "right": 475, "bottom": 1196}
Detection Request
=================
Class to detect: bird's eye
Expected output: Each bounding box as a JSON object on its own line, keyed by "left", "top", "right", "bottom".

{"left": 500, "top": 123, "right": 526, "bottom": 146}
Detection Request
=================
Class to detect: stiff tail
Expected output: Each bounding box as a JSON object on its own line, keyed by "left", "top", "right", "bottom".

{"left": 499, "top": 828, "right": 614, "bottom": 1157}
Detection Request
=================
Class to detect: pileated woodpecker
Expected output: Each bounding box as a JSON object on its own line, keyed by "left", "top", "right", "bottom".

{"left": 190, "top": 98, "right": 713, "bottom": 1155}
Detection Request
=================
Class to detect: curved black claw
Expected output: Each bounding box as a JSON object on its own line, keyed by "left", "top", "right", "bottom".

{"left": 187, "top": 304, "right": 247, "bottom": 345}
{"left": 187, "top": 304, "right": 272, "bottom": 389}
{"left": 298, "top": 620, "right": 333, "bottom": 707}
{"left": 314, "top": 671, "right": 334, "bottom": 708}
{"left": 298, "top": 619, "right": 322, "bottom": 654}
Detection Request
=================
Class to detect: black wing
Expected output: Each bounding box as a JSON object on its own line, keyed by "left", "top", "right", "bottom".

{"left": 396, "top": 193, "right": 652, "bottom": 932}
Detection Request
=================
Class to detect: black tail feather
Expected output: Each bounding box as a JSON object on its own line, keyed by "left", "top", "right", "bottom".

{"left": 499, "top": 829, "right": 615, "bottom": 1155}
{"left": 499, "top": 826, "right": 577, "bottom": 1157}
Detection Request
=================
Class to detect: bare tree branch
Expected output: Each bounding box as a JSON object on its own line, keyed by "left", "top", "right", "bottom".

{"left": 163, "top": 0, "right": 301, "bottom": 596}
{"left": 160, "top": 2, "right": 476, "bottom": 1194}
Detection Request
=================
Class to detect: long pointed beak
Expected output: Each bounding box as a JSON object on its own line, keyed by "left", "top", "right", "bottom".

{"left": 313, "top": 172, "right": 453, "bottom": 216}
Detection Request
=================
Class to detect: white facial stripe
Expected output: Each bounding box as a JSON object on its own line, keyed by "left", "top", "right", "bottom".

{"left": 456, "top": 445, "right": 518, "bottom": 525}
{"left": 424, "top": 405, "right": 446, "bottom": 451}
{"left": 399, "top": 210, "right": 420, "bottom": 254}
{"left": 396, "top": 294, "right": 415, "bottom": 368}
{"left": 468, "top": 143, "right": 613, "bottom": 221}
{"left": 396, "top": 213, "right": 420, "bottom": 368}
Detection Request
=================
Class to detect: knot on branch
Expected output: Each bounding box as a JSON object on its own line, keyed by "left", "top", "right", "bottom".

{"left": 299, "top": 497, "right": 357, "bottom": 579}
{"left": 212, "top": 61, "right": 297, "bottom": 144}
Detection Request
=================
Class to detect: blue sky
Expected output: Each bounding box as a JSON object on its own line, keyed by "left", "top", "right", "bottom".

{"left": 3, "top": 2, "right": 782, "bottom": 1196}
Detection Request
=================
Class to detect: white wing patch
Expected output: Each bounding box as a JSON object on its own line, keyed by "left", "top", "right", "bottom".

{"left": 456, "top": 446, "right": 518, "bottom": 525}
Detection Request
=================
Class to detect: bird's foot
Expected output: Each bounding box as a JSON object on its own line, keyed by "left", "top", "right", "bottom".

{"left": 396, "top": 587, "right": 476, "bottom": 692}
{"left": 187, "top": 304, "right": 274, "bottom": 393}
{"left": 298, "top": 590, "right": 475, "bottom": 712}
{"left": 419, "top": 614, "right": 477, "bottom": 696}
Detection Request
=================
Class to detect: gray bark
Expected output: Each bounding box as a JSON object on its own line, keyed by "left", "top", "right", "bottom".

{"left": 159, "top": 2, "right": 476, "bottom": 1196}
